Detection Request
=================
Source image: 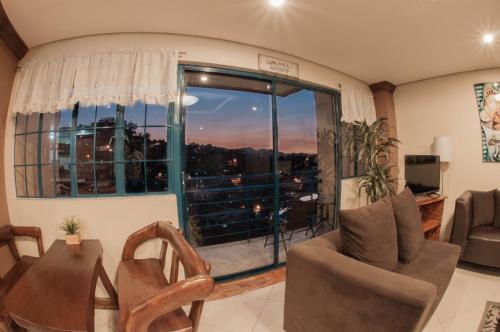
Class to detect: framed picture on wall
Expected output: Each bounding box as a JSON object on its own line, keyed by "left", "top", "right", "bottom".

{"left": 474, "top": 82, "right": 500, "bottom": 162}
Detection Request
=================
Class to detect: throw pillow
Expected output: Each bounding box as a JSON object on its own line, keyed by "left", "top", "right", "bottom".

{"left": 391, "top": 187, "right": 424, "bottom": 263}
{"left": 471, "top": 190, "right": 495, "bottom": 227}
{"left": 340, "top": 197, "right": 398, "bottom": 271}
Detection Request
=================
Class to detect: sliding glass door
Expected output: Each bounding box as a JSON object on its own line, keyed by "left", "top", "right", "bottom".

{"left": 179, "top": 67, "right": 340, "bottom": 279}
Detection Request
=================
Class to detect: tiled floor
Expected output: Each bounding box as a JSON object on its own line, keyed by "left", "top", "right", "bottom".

{"left": 94, "top": 265, "right": 500, "bottom": 332}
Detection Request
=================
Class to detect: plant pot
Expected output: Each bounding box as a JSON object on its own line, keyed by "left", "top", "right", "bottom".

{"left": 65, "top": 234, "right": 81, "bottom": 245}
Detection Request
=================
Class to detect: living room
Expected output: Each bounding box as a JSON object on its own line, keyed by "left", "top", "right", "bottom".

{"left": 0, "top": 1, "right": 499, "bottom": 332}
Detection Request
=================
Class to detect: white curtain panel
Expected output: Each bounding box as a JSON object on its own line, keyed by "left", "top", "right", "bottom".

{"left": 341, "top": 84, "right": 376, "bottom": 124}
{"left": 9, "top": 48, "right": 179, "bottom": 116}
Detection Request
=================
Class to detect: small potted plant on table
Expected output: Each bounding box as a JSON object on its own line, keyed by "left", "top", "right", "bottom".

{"left": 60, "top": 216, "right": 82, "bottom": 245}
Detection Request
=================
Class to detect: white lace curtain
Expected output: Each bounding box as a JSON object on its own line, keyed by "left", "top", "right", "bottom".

{"left": 9, "top": 48, "right": 179, "bottom": 116}
{"left": 341, "top": 84, "right": 376, "bottom": 124}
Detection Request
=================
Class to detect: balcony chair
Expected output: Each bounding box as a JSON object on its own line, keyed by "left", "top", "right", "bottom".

{"left": 265, "top": 196, "right": 319, "bottom": 253}
{"left": 0, "top": 224, "right": 44, "bottom": 332}
{"left": 117, "top": 221, "right": 214, "bottom": 332}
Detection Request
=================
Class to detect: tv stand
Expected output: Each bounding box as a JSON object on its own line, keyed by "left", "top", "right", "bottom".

{"left": 415, "top": 195, "right": 447, "bottom": 240}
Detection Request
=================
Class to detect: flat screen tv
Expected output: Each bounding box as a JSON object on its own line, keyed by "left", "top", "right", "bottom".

{"left": 405, "top": 155, "right": 440, "bottom": 195}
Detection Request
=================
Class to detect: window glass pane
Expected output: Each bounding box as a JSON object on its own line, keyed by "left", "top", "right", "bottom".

{"left": 146, "top": 104, "right": 167, "bottom": 126}
{"left": 55, "top": 163, "right": 72, "bottom": 196}
{"left": 125, "top": 161, "right": 145, "bottom": 193}
{"left": 16, "top": 114, "right": 27, "bottom": 134}
{"left": 95, "top": 128, "right": 115, "bottom": 162}
{"left": 26, "top": 114, "right": 40, "bottom": 133}
{"left": 14, "top": 135, "right": 25, "bottom": 165}
{"left": 96, "top": 163, "right": 116, "bottom": 194}
{"left": 125, "top": 127, "right": 144, "bottom": 160}
{"left": 125, "top": 103, "right": 146, "bottom": 126}
{"left": 58, "top": 110, "right": 73, "bottom": 130}
{"left": 15, "top": 166, "right": 26, "bottom": 196}
{"left": 77, "top": 106, "right": 95, "bottom": 129}
{"left": 56, "top": 131, "right": 71, "bottom": 162}
{"left": 42, "top": 113, "right": 57, "bottom": 132}
{"left": 26, "top": 165, "right": 39, "bottom": 197}
{"left": 76, "top": 130, "right": 94, "bottom": 162}
{"left": 96, "top": 105, "right": 116, "bottom": 127}
{"left": 41, "top": 132, "right": 56, "bottom": 164}
{"left": 41, "top": 164, "right": 55, "bottom": 197}
{"left": 146, "top": 127, "right": 167, "bottom": 160}
{"left": 77, "top": 164, "right": 94, "bottom": 194}
{"left": 25, "top": 133, "right": 38, "bottom": 165}
{"left": 146, "top": 162, "right": 168, "bottom": 192}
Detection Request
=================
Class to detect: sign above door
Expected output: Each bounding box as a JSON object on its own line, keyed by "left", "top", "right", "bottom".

{"left": 258, "top": 54, "right": 299, "bottom": 79}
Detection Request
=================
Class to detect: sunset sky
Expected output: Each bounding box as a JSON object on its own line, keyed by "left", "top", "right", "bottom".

{"left": 185, "top": 87, "right": 318, "bottom": 154}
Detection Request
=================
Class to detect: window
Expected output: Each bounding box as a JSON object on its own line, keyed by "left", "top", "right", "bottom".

{"left": 14, "top": 103, "right": 171, "bottom": 197}
{"left": 341, "top": 121, "right": 365, "bottom": 178}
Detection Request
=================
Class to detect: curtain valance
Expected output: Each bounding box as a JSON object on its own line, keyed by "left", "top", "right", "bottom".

{"left": 10, "top": 48, "right": 179, "bottom": 116}
{"left": 341, "top": 84, "right": 376, "bottom": 124}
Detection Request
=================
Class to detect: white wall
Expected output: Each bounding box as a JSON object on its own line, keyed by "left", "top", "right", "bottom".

{"left": 395, "top": 68, "right": 500, "bottom": 241}
{"left": 5, "top": 33, "right": 369, "bottom": 284}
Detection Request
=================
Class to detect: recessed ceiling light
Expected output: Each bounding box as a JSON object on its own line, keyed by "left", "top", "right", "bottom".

{"left": 251, "top": 106, "right": 258, "bottom": 111}
{"left": 200, "top": 75, "right": 208, "bottom": 82}
{"left": 483, "top": 33, "right": 494, "bottom": 44}
{"left": 269, "top": 0, "right": 285, "bottom": 7}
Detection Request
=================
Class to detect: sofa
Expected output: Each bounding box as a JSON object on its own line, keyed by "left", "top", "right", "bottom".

{"left": 284, "top": 188, "right": 460, "bottom": 332}
{"left": 450, "top": 190, "right": 500, "bottom": 268}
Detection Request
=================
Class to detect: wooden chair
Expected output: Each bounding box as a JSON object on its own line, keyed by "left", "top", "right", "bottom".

{"left": 0, "top": 224, "right": 44, "bottom": 332}
{"left": 118, "top": 221, "right": 214, "bottom": 332}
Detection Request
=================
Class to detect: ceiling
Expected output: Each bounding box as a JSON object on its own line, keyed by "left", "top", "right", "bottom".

{"left": 3, "top": 0, "right": 500, "bottom": 85}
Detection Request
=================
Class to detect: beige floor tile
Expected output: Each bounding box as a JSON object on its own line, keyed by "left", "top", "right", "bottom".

{"left": 440, "top": 304, "right": 484, "bottom": 332}
{"left": 242, "top": 284, "right": 274, "bottom": 300}
{"left": 423, "top": 323, "right": 444, "bottom": 332}
{"left": 198, "top": 323, "right": 233, "bottom": 332}
{"left": 201, "top": 294, "right": 267, "bottom": 332}
{"left": 252, "top": 299, "right": 285, "bottom": 332}
{"left": 454, "top": 270, "right": 500, "bottom": 304}
{"left": 95, "top": 309, "right": 119, "bottom": 328}
{"left": 426, "top": 311, "right": 441, "bottom": 328}
{"left": 435, "top": 281, "right": 477, "bottom": 322}
{"left": 95, "top": 322, "right": 117, "bottom": 332}
{"left": 268, "top": 282, "right": 285, "bottom": 301}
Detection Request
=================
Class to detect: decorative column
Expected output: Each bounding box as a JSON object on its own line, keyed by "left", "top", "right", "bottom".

{"left": 369, "top": 81, "right": 399, "bottom": 182}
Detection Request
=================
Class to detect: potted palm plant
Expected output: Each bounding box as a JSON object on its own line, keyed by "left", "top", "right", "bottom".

{"left": 348, "top": 118, "right": 400, "bottom": 204}
{"left": 59, "top": 216, "right": 82, "bottom": 245}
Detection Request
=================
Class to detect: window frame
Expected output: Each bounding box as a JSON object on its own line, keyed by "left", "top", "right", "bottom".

{"left": 14, "top": 102, "right": 174, "bottom": 198}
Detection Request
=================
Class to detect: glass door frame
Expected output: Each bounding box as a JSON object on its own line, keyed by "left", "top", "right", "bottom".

{"left": 172, "top": 64, "right": 343, "bottom": 280}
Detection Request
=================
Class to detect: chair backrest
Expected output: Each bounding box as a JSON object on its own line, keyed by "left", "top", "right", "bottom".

{"left": 0, "top": 225, "right": 20, "bottom": 263}
{"left": 287, "top": 199, "right": 316, "bottom": 231}
{"left": 121, "top": 221, "right": 213, "bottom": 332}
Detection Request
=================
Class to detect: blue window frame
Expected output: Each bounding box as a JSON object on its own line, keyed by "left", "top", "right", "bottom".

{"left": 14, "top": 102, "right": 173, "bottom": 198}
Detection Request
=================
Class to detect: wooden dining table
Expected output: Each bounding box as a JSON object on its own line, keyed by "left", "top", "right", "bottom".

{"left": 5, "top": 239, "right": 118, "bottom": 332}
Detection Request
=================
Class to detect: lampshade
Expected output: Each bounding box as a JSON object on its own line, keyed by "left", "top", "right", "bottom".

{"left": 434, "top": 136, "right": 452, "bottom": 162}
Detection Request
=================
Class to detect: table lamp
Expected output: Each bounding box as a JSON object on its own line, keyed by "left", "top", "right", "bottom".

{"left": 433, "top": 136, "right": 452, "bottom": 194}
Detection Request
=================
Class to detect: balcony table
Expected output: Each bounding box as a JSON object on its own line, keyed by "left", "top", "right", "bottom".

{"left": 5, "top": 239, "right": 118, "bottom": 332}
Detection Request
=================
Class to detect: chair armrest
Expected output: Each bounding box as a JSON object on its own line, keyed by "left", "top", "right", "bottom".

{"left": 285, "top": 245, "right": 437, "bottom": 332}
{"left": 122, "top": 275, "right": 214, "bottom": 332}
{"left": 449, "top": 191, "right": 473, "bottom": 254}
{"left": 11, "top": 226, "right": 44, "bottom": 257}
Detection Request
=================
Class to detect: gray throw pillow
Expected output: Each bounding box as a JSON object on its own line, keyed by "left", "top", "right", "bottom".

{"left": 493, "top": 190, "right": 500, "bottom": 227}
{"left": 471, "top": 190, "right": 495, "bottom": 227}
{"left": 391, "top": 187, "right": 424, "bottom": 263}
{"left": 340, "top": 197, "right": 398, "bottom": 271}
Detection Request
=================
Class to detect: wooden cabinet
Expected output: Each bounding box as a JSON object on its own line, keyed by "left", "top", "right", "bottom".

{"left": 416, "top": 195, "right": 447, "bottom": 240}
